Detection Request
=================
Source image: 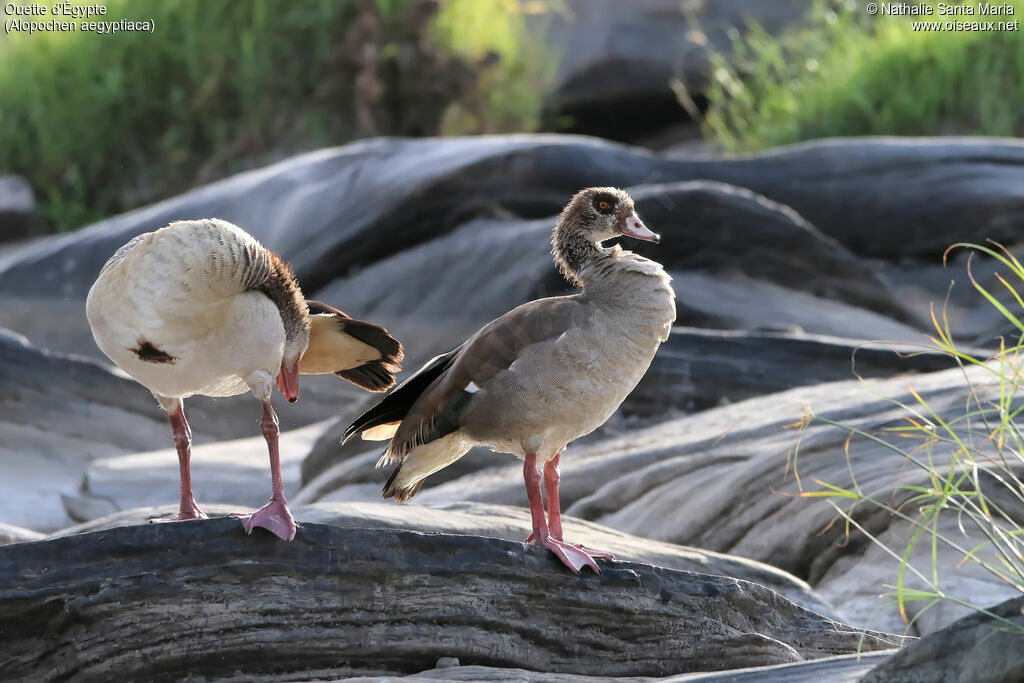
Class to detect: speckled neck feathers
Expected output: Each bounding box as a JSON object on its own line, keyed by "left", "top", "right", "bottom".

{"left": 551, "top": 216, "right": 605, "bottom": 287}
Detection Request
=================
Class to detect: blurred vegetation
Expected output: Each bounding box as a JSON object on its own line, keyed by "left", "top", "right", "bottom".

{"left": 0, "top": 0, "right": 550, "bottom": 231}
{"left": 680, "top": 0, "right": 1024, "bottom": 152}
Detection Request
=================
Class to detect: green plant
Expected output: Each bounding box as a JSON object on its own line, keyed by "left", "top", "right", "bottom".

{"left": 0, "top": 0, "right": 548, "bottom": 232}
{"left": 432, "top": 0, "right": 555, "bottom": 135}
{"left": 680, "top": 0, "right": 1024, "bottom": 151}
{"left": 792, "top": 241, "right": 1024, "bottom": 635}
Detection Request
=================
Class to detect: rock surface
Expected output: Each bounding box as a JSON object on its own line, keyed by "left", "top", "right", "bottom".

{"left": 62, "top": 421, "right": 332, "bottom": 524}
{"left": 47, "top": 500, "right": 832, "bottom": 614}
{"left": 862, "top": 596, "right": 1024, "bottom": 683}
{"left": 625, "top": 327, "right": 957, "bottom": 415}
{"left": 332, "top": 652, "right": 894, "bottom": 682}
{"left": 2, "top": 136, "right": 1023, "bottom": 357}
{"left": 2, "top": 133, "right": 1022, "bottom": 680}
{"left": 0, "top": 328, "right": 355, "bottom": 532}
{"left": 0, "top": 174, "right": 44, "bottom": 243}
{"left": 0, "top": 523, "right": 43, "bottom": 547}
{"left": 408, "top": 364, "right": 1022, "bottom": 636}
{"left": 299, "top": 328, "right": 956, "bottom": 493}
{"left": 536, "top": 0, "right": 806, "bottom": 141}
{"left": 0, "top": 520, "right": 901, "bottom": 681}
{"left": 0, "top": 328, "right": 169, "bottom": 532}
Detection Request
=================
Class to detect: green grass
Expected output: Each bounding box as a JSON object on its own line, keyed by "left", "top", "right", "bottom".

{"left": 0, "top": 0, "right": 547, "bottom": 231}
{"left": 683, "top": 0, "right": 1024, "bottom": 151}
{"left": 793, "top": 242, "right": 1024, "bottom": 635}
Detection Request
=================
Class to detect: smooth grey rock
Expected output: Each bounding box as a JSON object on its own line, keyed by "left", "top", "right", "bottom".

{"left": 0, "top": 522, "right": 44, "bottom": 546}
{"left": 62, "top": 421, "right": 332, "bottom": 523}
{"left": 303, "top": 328, "right": 956, "bottom": 503}
{"left": 624, "top": 182, "right": 909, "bottom": 321}
{"left": 3, "top": 135, "right": 1024, "bottom": 349}
{"left": 334, "top": 651, "right": 895, "bottom": 681}
{"left": 0, "top": 520, "right": 901, "bottom": 681}
{"left": 412, "top": 364, "right": 1022, "bottom": 635}
{"left": 669, "top": 272, "right": 928, "bottom": 342}
{"left": 0, "top": 175, "right": 33, "bottom": 214}
{"left": 862, "top": 597, "right": 1024, "bottom": 683}
{"left": 661, "top": 652, "right": 894, "bottom": 682}
{"left": 0, "top": 328, "right": 360, "bottom": 532}
{"left": 298, "top": 442, "right": 510, "bottom": 503}
{"left": 815, "top": 514, "right": 1019, "bottom": 638}
{"left": 0, "top": 329, "right": 169, "bottom": 532}
{"left": 625, "top": 327, "right": 957, "bottom": 415}
{"left": 0, "top": 175, "right": 44, "bottom": 243}
{"left": 537, "top": 0, "right": 805, "bottom": 115}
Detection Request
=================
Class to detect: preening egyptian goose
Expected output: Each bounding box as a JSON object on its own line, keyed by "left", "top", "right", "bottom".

{"left": 344, "top": 187, "right": 675, "bottom": 573}
{"left": 86, "top": 218, "right": 403, "bottom": 541}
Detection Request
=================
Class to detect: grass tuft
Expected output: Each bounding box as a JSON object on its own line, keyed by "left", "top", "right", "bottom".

{"left": 794, "top": 241, "right": 1024, "bottom": 634}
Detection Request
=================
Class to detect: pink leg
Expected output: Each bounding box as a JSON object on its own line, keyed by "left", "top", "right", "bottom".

{"left": 152, "top": 401, "right": 207, "bottom": 523}
{"left": 233, "top": 400, "right": 296, "bottom": 541}
{"left": 523, "top": 452, "right": 603, "bottom": 574}
{"left": 545, "top": 452, "right": 565, "bottom": 540}
{"left": 526, "top": 453, "right": 613, "bottom": 561}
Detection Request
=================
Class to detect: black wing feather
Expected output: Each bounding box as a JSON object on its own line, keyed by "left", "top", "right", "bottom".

{"left": 342, "top": 346, "right": 460, "bottom": 443}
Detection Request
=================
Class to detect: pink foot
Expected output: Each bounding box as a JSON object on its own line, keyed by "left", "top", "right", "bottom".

{"left": 525, "top": 532, "right": 614, "bottom": 562}
{"left": 232, "top": 498, "right": 296, "bottom": 541}
{"left": 150, "top": 506, "right": 207, "bottom": 523}
{"left": 533, "top": 537, "right": 606, "bottom": 574}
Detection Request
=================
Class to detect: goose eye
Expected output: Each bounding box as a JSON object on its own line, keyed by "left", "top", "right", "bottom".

{"left": 598, "top": 201, "right": 609, "bottom": 210}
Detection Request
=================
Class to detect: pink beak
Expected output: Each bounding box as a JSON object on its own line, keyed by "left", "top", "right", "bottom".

{"left": 617, "top": 211, "right": 660, "bottom": 243}
{"left": 277, "top": 360, "right": 300, "bottom": 403}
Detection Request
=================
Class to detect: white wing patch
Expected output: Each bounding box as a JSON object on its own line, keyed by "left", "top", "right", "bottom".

{"left": 465, "top": 381, "right": 481, "bottom": 394}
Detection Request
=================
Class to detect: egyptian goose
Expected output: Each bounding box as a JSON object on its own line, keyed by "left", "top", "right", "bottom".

{"left": 86, "top": 218, "right": 403, "bottom": 541}
{"left": 344, "top": 188, "right": 675, "bottom": 573}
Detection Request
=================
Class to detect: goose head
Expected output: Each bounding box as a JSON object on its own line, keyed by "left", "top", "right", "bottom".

{"left": 559, "top": 187, "right": 660, "bottom": 245}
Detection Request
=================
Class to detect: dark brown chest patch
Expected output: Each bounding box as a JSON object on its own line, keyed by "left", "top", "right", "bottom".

{"left": 131, "top": 339, "right": 176, "bottom": 364}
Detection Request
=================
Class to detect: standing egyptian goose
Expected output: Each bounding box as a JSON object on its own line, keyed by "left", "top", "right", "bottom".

{"left": 344, "top": 188, "right": 675, "bottom": 573}
{"left": 86, "top": 218, "right": 402, "bottom": 541}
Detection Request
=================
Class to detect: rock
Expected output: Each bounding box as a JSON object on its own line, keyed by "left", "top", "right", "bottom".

{"left": 302, "top": 500, "right": 837, "bottom": 615}
{"left": 0, "top": 520, "right": 901, "bottom": 680}
{"left": 334, "top": 652, "right": 894, "bottom": 682}
{"left": 305, "top": 327, "right": 955, "bottom": 496}
{"left": 46, "top": 504, "right": 251, "bottom": 538}
{"left": 625, "top": 182, "right": 909, "bottom": 322}
{"left": 51, "top": 500, "right": 831, "bottom": 616}
{"left": 669, "top": 272, "right": 927, "bottom": 342}
{"left": 536, "top": 0, "right": 806, "bottom": 139}
{"left": 862, "top": 597, "right": 1024, "bottom": 683}
{"left": 0, "top": 175, "right": 45, "bottom": 243}
{"left": 0, "top": 175, "right": 33, "bottom": 214}
{"left": 0, "top": 522, "right": 43, "bottom": 546}
{"left": 433, "top": 657, "right": 460, "bottom": 669}
{"left": 0, "top": 328, "right": 358, "bottom": 532}
{"left": 815, "top": 514, "right": 1020, "bottom": 638}
{"left": 312, "top": 180, "right": 924, "bottom": 355}
{"left": 410, "top": 364, "right": 1022, "bottom": 635}
{"left": 694, "top": 137, "right": 1024, "bottom": 259}
{"left": 0, "top": 328, "right": 169, "bottom": 532}
{"left": 625, "top": 327, "right": 960, "bottom": 415}
{"left": 302, "top": 328, "right": 957, "bottom": 501}
{"left": 297, "top": 443, "right": 510, "bottom": 504}
{"left": 61, "top": 421, "right": 332, "bottom": 524}
{"left": 3, "top": 136, "right": 1023, "bottom": 355}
